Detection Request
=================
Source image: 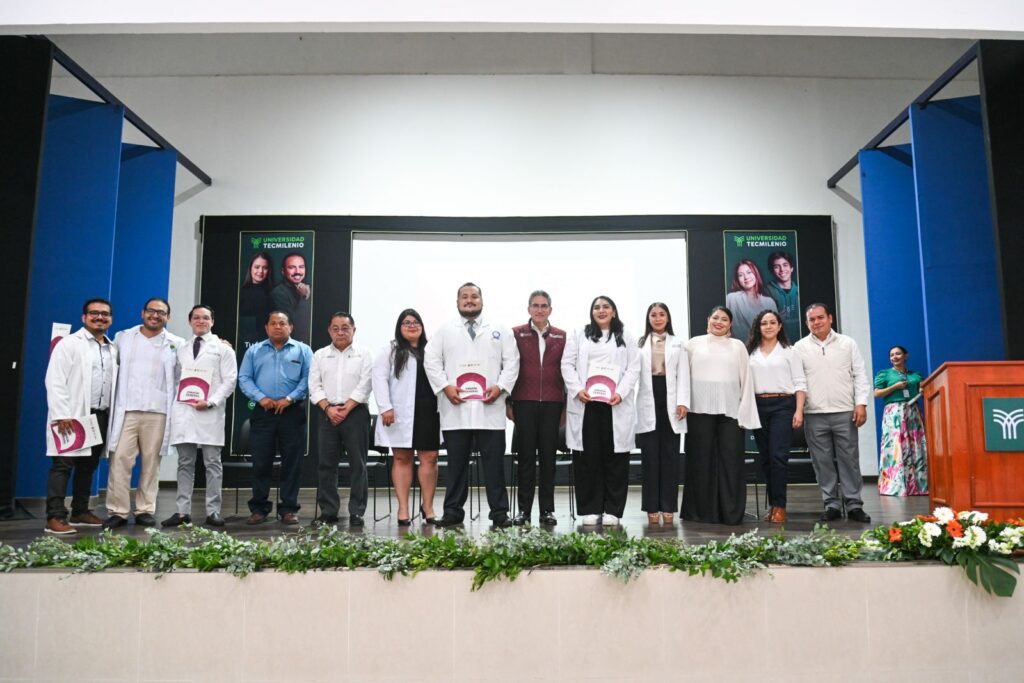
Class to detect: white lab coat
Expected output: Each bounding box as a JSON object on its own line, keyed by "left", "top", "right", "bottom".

{"left": 561, "top": 328, "right": 641, "bottom": 453}
{"left": 372, "top": 343, "right": 419, "bottom": 448}
{"left": 44, "top": 328, "right": 119, "bottom": 456}
{"left": 634, "top": 334, "right": 690, "bottom": 446}
{"left": 423, "top": 316, "right": 520, "bottom": 431}
{"left": 169, "top": 334, "right": 238, "bottom": 447}
{"left": 106, "top": 325, "right": 184, "bottom": 457}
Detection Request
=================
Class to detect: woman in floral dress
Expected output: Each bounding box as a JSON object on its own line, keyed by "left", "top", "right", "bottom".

{"left": 874, "top": 345, "right": 928, "bottom": 495}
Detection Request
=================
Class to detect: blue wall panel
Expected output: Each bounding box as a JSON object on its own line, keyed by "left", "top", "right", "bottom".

{"left": 859, "top": 144, "right": 927, "bottom": 450}
{"left": 910, "top": 96, "right": 1006, "bottom": 367}
{"left": 16, "top": 95, "right": 124, "bottom": 497}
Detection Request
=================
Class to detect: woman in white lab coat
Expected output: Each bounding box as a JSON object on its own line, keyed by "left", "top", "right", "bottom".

{"left": 561, "top": 295, "right": 641, "bottom": 527}
{"left": 634, "top": 303, "right": 690, "bottom": 526}
{"left": 373, "top": 309, "right": 441, "bottom": 526}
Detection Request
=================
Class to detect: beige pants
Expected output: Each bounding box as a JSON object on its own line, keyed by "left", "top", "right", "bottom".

{"left": 105, "top": 411, "right": 166, "bottom": 516}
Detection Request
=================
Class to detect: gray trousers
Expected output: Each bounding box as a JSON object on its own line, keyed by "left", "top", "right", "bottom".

{"left": 316, "top": 404, "right": 369, "bottom": 519}
{"left": 804, "top": 412, "right": 864, "bottom": 511}
{"left": 175, "top": 444, "right": 223, "bottom": 516}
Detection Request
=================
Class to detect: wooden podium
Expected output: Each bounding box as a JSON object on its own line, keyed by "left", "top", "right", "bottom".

{"left": 921, "top": 361, "right": 1024, "bottom": 522}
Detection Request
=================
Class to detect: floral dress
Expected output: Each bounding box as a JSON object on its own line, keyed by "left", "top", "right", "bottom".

{"left": 875, "top": 367, "right": 928, "bottom": 495}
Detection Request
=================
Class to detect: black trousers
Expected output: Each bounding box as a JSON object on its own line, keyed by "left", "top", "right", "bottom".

{"left": 46, "top": 409, "right": 108, "bottom": 520}
{"left": 316, "top": 404, "right": 369, "bottom": 519}
{"left": 441, "top": 429, "right": 508, "bottom": 522}
{"left": 638, "top": 376, "right": 680, "bottom": 513}
{"left": 753, "top": 396, "right": 796, "bottom": 509}
{"left": 680, "top": 412, "right": 745, "bottom": 525}
{"left": 574, "top": 401, "right": 628, "bottom": 517}
{"left": 248, "top": 403, "right": 306, "bottom": 517}
{"left": 513, "top": 400, "right": 562, "bottom": 514}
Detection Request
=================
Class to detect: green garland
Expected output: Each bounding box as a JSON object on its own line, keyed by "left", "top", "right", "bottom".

{"left": 2, "top": 515, "right": 1019, "bottom": 596}
{"left": 0, "top": 525, "right": 859, "bottom": 591}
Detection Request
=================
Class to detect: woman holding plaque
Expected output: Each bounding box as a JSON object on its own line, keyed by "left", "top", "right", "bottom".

{"left": 561, "top": 296, "right": 641, "bottom": 527}
{"left": 874, "top": 345, "right": 928, "bottom": 496}
{"left": 238, "top": 251, "right": 274, "bottom": 343}
{"left": 725, "top": 259, "right": 778, "bottom": 343}
{"left": 373, "top": 309, "right": 441, "bottom": 526}
{"left": 746, "top": 309, "right": 805, "bottom": 524}
{"left": 681, "top": 305, "right": 760, "bottom": 525}
{"left": 635, "top": 303, "right": 689, "bottom": 525}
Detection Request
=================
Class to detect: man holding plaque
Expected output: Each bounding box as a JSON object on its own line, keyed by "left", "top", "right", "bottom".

{"left": 43, "top": 298, "right": 119, "bottom": 535}
{"left": 308, "top": 312, "right": 374, "bottom": 527}
{"left": 162, "top": 305, "right": 238, "bottom": 528}
{"left": 507, "top": 290, "right": 566, "bottom": 526}
{"left": 103, "top": 298, "right": 184, "bottom": 529}
{"left": 424, "top": 283, "right": 520, "bottom": 528}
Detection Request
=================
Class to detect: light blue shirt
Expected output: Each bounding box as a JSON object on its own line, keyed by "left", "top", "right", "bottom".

{"left": 238, "top": 338, "right": 313, "bottom": 403}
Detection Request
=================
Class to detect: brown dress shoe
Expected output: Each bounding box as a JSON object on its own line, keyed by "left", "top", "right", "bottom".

{"left": 246, "top": 512, "right": 268, "bottom": 525}
{"left": 281, "top": 512, "right": 299, "bottom": 525}
{"left": 769, "top": 507, "right": 788, "bottom": 524}
{"left": 69, "top": 511, "right": 104, "bottom": 526}
{"left": 44, "top": 517, "right": 77, "bottom": 535}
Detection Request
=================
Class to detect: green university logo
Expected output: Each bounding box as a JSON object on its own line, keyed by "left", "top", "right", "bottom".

{"left": 733, "top": 235, "right": 745, "bottom": 247}
{"left": 983, "top": 398, "right": 1024, "bottom": 452}
{"left": 250, "top": 237, "right": 262, "bottom": 249}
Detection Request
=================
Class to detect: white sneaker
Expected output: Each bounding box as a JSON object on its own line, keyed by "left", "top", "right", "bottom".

{"left": 601, "top": 513, "right": 620, "bottom": 526}
{"left": 580, "top": 514, "right": 600, "bottom": 526}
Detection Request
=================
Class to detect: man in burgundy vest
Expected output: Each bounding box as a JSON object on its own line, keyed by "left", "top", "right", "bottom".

{"left": 508, "top": 290, "right": 566, "bottom": 525}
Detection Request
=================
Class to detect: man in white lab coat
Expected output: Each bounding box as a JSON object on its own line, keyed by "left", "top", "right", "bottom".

{"left": 103, "top": 297, "right": 184, "bottom": 529}
{"left": 161, "top": 305, "right": 238, "bottom": 528}
{"left": 424, "top": 283, "right": 519, "bottom": 528}
{"left": 43, "top": 298, "right": 118, "bottom": 535}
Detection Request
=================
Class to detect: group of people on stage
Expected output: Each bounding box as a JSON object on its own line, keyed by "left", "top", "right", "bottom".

{"left": 42, "top": 283, "right": 928, "bottom": 535}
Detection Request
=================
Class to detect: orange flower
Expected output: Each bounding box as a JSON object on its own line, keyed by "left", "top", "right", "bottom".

{"left": 917, "top": 515, "right": 937, "bottom": 522}
{"left": 947, "top": 520, "right": 964, "bottom": 538}
{"left": 889, "top": 527, "right": 903, "bottom": 542}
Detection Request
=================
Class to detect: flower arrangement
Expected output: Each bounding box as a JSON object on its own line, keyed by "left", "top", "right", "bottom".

{"left": 863, "top": 507, "right": 1024, "bottom": 597}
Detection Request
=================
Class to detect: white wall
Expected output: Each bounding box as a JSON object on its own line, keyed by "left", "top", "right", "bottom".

{"left": 51, "top": 66, "right": 977, "bottom": 476}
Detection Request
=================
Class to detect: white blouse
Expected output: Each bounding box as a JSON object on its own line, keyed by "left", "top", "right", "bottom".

{"left": 687, "top": 334, "right": 760, "bottom": 429}
{"left": 749, "top": 344, "right": 807, "bottom": 395}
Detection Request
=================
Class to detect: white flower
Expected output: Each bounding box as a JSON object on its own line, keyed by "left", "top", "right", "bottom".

{"left": 953, "top": 526, "right": 987, "bottom": 550}
{"left": 987, "top": 539, "right": 1014, "bottom": 555}
{"left": 998, "top": 527, "right": 1023, "bottom": 546}
{"left": 924, "top": 522, "right": 942, "bottom": 537}
{"left": 918, "top": 527, "right": 934, "bottom": 547}
{"left": 933, "top": 507, "right": 955, "bottom": 524}
{"left": 957, "top": 510, "right": 989, "bottom": 524}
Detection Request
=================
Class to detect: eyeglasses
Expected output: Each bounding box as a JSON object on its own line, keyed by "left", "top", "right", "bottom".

{"left": 144, "top": 308, "right": 169, "bottom": 317}
{"left": 401, "top": 321, "right": 422, "bottom": 328}
{"left": 329, "top": 326, "right": 354, "bottom": 334}
{"left": 86, "top": 311, "right": 111, "bottom": 318}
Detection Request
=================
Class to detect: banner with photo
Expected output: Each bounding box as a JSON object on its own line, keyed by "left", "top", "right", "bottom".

{"left": 232, "top": 231, "right": 315, "bottom": 453}
{"left": 723, "top": 231, "right": 800, "bottom": 343}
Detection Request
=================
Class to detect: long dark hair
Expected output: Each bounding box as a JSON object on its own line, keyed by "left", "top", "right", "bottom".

{"left": 243, "top": 251, "right": 274, "bottom": 292}
{"left": 746, "top": 309, "right": 790, "bottom": 353}
{"left": 392, "top": 308, "right": 427, "bottom": 379}
{"left": 638, "top": 302, "right": 675, "bottom": 348}
{"left": 584, "top": 295, "right": 625, "bottom": 347}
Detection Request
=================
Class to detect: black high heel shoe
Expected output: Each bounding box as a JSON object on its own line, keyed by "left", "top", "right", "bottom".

{"left": 420, "top": 505, "right": 436, "bottom": 525}
{"left": 397, "top": 517, "right": 412, "bottom": 527}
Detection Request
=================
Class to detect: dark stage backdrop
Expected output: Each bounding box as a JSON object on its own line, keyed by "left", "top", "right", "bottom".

{"left": 200, "top": 215, "right": 837, "bottom": 487}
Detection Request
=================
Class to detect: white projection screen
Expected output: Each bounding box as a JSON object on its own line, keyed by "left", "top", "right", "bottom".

{"left": 349, "top": 231, "right": 689, "bottom": 370}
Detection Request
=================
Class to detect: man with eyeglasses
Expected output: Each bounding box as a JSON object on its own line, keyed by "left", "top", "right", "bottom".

{"left": 508, "top": 290, "right": 566, "bottom": 526}
{"left": 43, "top": 298, "right": 119, "bottom": 534}
{"left": 424, "top": 282, "right": 520, "bottom": 529}
{"left": 103, "top": 297, "right": 184, "bottom": 529}
{"left": 308, "top": 312, "right": 373, "bottom": 526}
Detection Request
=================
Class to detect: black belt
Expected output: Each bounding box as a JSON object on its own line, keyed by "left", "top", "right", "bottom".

{"left": 755, "top": 393, "right": 793, "bottom": 399}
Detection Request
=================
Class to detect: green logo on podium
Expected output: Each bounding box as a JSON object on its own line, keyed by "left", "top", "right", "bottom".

{"left": 983, "top": 398, "right": 1024, "bottom": 452}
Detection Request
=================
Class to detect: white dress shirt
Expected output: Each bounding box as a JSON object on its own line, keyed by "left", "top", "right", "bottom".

{"left": 88, "top": 336, "right": 114, "bottom": 410}
{"left": 749, "top": 344, "right": 807, "bottom": 395}
{"left": 794, "top": 330, "right": 870, "bottom": 413}
{"left": 308, "top": 342, "right": 374, "bottom": 406}
{"left": 123, "top": 331, "right": 171, "bottom": 413}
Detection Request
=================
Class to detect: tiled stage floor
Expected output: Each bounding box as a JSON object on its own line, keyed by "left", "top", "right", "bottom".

{"left": 0, "top": 482, "right": 929, "bottom": 546}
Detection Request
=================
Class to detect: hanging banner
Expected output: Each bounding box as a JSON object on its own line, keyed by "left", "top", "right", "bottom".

{"left": 232, "top": 230, "right": 315, "bottom": 453}
{"left": 723, "top": 230, "right": 800, "bottom": 343}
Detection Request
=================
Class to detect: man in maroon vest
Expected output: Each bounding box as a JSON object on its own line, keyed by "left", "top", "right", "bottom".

{"left": 508, "top": 290, "right": 566, "bottom": 525}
